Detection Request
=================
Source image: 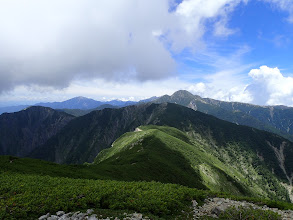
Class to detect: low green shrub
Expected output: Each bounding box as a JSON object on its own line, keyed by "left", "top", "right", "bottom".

{"left": 219, "top": 206, "right": 281, "bottom": 220}
{"left": 0, "top": 173, "right": 207, "bottom": 219}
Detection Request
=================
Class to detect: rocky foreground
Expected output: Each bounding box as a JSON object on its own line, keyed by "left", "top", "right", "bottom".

{"left": 39, "top": 197, "right": 293, "bottom": 220}
{"left": 193, "top": 197, "right": 293, "bottom": 219}
{"left": 38, "top": 209, "right": 149, "bottom": 220}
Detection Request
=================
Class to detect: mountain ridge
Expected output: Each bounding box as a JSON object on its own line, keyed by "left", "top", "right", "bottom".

{"left": 0, "top": 96, "right": 157, "bottom": 115}
{"left": 153, "top": 90, "right": 293, "bottom": 141}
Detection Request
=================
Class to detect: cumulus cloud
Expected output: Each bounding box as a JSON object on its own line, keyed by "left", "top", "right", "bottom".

{"left": 0, "top": 0, "right": 175, "bottom": 93}
{"left": 0, "top": 0, "right": 245, "bottom": 93}
{"left": 188, "top": 82, "right": 253, "bottom": 103}
{"left": 246, "top": 66, "right": 293, "bottom": 106}
{"left": 188, "top": 66, "right": 293, "bottom": 106}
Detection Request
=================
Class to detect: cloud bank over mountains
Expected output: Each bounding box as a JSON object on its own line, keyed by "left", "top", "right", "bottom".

{"left": 0, "top": 0, "right": 293, "bottom": 106}
{"left": 0, "top": 0, "right": 241, "bottom": 93}
{"left": 0, "top": 0, "right": 260, "bottom": 92}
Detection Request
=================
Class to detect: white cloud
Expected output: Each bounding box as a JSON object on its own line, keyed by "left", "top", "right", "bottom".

{"left": 171, "top": 0, "right": 245, "bottom": 51}
{"left": 2, "top": 65, "right": 293, "bottom": 107}
{"left": 0, "top": 0, "right": 246, "bottom": 94}
{"left": 263, "top": 0, "right": 293, "bottom": 23}
{"left": 0, "top": 77, "right": 191, "bottom": 105}
{"left": 246, "top": 66, "right": 293, "bottom": 106}
{"left": 188, "top": 66, "right": 293, "bottom": 106}
{"left": 0, "top": 0, "right": 175, "bottom": 92}
{"left": 2, "top": 0, "right": 293, "bottom": 107}
{"left": 188, "top": 82, "right": 253, "bottom": 103}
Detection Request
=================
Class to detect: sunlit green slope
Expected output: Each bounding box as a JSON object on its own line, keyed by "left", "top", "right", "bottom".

{"left": 94, "top": 125, "right": 289, "bottom": 201}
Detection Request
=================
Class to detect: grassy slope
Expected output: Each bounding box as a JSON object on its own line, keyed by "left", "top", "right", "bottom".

{"left": 95, "top": 125, "right": 288, "bottom": 200}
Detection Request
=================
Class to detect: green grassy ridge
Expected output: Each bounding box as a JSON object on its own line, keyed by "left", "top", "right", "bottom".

{"left": 94, "top": 125, "right": 191, "bottom": 163}
{"left": 94, "top": 125, "right": 291, "bottom": 201}
{"left": 94, "top": 129, "right": 207, "bottom": 189}
{"left": 0, "top": 172, "right": 208, "bottom": 219}
{"left": 94, "top": 127, "right": 248, "bottom": 196}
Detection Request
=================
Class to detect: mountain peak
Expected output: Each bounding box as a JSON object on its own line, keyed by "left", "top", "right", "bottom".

{"left": 68, "top": 96, "right": 92, "bottom": 101}
{"left": 171, "top": 90, "right": 194, "bottom": 98}
{"left": 24, "top": 105, "right": 54, "bottom": 112}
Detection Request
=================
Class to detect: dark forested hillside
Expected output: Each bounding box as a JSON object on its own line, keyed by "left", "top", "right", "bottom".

{"left": 0, "top": 106, "right": 74, "bottom": 157}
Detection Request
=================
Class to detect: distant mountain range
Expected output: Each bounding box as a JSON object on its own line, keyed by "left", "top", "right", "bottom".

{"left": 0, "top": 96, "right": 158, "bottom": 115}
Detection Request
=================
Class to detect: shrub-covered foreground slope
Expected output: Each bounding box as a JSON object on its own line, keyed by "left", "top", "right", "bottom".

{"left": 1, "top": 155, "right": 293, "bottom": 220}
{"left": 94, "top": 126, "right": 290, "bottom": 202}
{"left": 0, "top": 172, "right": 206, "bottom": 219}
{"left": 0, "top": 155, "right": 207, "bottom": 219}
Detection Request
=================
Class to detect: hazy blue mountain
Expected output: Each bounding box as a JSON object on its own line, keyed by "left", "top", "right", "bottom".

{"left": 0, "top": 105, "right": 30, "bottom": 115}
{"left": 106, "top": 100, "right": 137, "bottom": 107}
{"left": 57, "top": 104, "right": 119, "bottom": 117}
{"left": 138, "top": 96, "right": 158, "bottom": 103}
{"left": 0, "top": 96, "right": 155, "bottom": 115}
{"left": 35, "top": 96, "right": 103, "bottom": 110}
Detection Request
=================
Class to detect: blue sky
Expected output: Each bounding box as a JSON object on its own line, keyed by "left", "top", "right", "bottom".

{"left": 0, "top": 0, "right": 293, "bottom": 106}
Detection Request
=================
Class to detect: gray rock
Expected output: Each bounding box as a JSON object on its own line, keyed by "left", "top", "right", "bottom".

{"left": 76, "top": 212, "right": 86, "bottom": 219}
{"left": 87, "top": 209, "right": 94, "bottom": 215}
{"left": 192, "top": 200, "right": 198, "bottom": 207}
{"left": 132, "top": 212, "right": 143, "bottom": 219}
{"left": 47, "top": 215, "right": 58, "bottom": 220}
{"left": 88, "top": 214, "right": 98, "bottom": 220}
{"left": 71, "top": 211, "right": 81, "bottom": 218}
{"left": 39, "top": 213, "right": 50, "bottom": 220}
{"left": 211, "top": 205, "right": 226, "bottom": 216}
{"left": 56, "top": 211, "right": 65, "bottom": 216}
